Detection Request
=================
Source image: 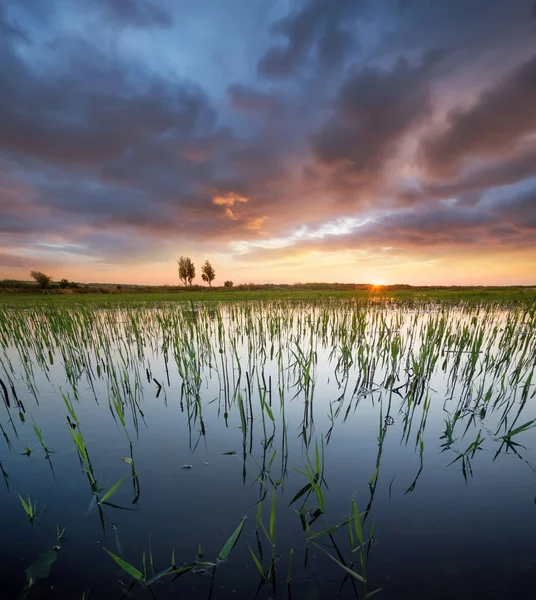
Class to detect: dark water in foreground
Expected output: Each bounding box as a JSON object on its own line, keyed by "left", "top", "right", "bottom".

{"left": 0, "top": 302, "right": 535, "bottom": 599}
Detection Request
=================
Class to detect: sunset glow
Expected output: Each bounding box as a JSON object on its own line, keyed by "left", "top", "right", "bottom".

{"left": 1, "top": 1, "right": 535, "bottom": 286}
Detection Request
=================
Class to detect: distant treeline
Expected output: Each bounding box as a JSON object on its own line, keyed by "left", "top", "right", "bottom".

{"left": 1, "top": 279, "right": 535, "bottom": 295}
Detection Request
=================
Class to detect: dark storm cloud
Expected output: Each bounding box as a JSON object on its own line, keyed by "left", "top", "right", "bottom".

{"left": 0, "top": 31, "right": 276, "bottom": 247}
{"left": 421, "top": 53, "right": 536, "bottom": 177}
{"left": 0, "top": 34, "right": 216, "bottom": 168}
{"left": 397, "top": 145, "right": 536, "bottom": 206}
{"left": 387, "top": 0, "right": 534, "bottom": 57}
{"left": 257, "top": 0, "right": 362, "bottom": 77}
{"left": 381, "top": 188, "right": 536, "bottom": 247}
{"left": 311, "top": 51, "right": 441, "bottom": 197}
{"left": 494, "top": 187, "right": 536, "bottom": 230}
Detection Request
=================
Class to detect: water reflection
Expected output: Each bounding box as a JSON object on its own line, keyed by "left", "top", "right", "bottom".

{"left": 0, "top": 300, "right": 535, "bottom": 598}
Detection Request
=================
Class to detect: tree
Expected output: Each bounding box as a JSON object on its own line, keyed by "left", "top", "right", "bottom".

{"left": 201, "top": 260, "right": 216, "bottom": 287}
{"left": 30, "top": 271, "right": 51, "bottom": 289}
{"left": 177, "top": 256, "right": 195, "bottom": 286}
{"left": 224, "top": 280, "right": 233, "bottom": 288}
{"left": 59, "top": 278, "right": 69, "bottom": 289}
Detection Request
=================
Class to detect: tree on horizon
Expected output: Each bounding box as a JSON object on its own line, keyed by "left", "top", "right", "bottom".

{"left": 30, "top": 270, "right": 51, "bottom": 289}
{"left": 201, "top": 260, "right": 216, "bottom": 287}
{"left": 177, "top": 256, "right": 196, "bottom": 286}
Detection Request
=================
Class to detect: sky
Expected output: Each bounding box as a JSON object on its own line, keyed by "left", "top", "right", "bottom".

{"left": 1, "top": 0, "right": 536, "bottom": 286}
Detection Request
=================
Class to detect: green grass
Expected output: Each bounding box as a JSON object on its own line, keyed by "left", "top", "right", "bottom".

{"left": 18, "top": 494, "right": 43, "bottom": 523}
{"left": 1, "top": 286, "right": 535, "bottom": 307}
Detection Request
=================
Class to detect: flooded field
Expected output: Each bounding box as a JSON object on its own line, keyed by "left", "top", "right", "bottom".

{"left": 0, "top": 299, "right": 535, "bottom": 599}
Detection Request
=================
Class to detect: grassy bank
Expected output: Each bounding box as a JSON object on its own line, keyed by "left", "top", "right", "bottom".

{"left": 1, "top": 286, "right": 535, "bottom": 307}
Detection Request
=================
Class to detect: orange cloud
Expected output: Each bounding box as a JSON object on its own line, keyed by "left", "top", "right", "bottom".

{"left": 247, "top": 216, "right": 268, "bottom": 231}
{"left": 213, "top": 192, "right": 248, "bottom": 207}
{"left": 213, "top": 192, "right": 249, "bottom": 221}
{"left": 225, "top": 207, "right": 239, "bottom": 220}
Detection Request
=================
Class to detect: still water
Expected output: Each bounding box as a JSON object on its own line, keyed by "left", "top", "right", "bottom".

{"left": 0, "top": 301, "right": 535, "bottom": 599}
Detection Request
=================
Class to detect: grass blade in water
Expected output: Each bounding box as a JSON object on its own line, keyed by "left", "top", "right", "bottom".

{"left": 269, "top": 493, "right": 277, "bottom": 543}
{"left": 312, "top": 542, "right": 365, "bottom": 583}
{"left": 103, "top": 548, "right": 144, "bottom": 581}
{"left": 99, "top": 476, "right": 126, "bottom": 505}
{"left": 307, "top": 517, "right": 354, "bottom": 541}
{"left": 217, "top": 516, "right": 247, "bottom": 561}
{"left": 288, "top": 483, "right": 312, "bottom": 506}
{"left": 144, "top": 565, "right": 194, "bottom": 585}
{"left": 248, "top": 545, "right": 265, "bottom": 579}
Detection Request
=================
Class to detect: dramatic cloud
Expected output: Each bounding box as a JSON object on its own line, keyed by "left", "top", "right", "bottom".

{"left": 409, "top": 145, "right": 536, "bottom": 203}
{"left": 257, "top": 0, "right": 362, "bottom": 78}
{"left": 0, "top": 0, "right": 535, "bottom": 284}
{"left": 238, "top": 185, "right": 536, "bottom": 267}
{"left": 312, "top": 51, "right": 441, "bottom": 189}
{"left": 422, "top": 53, "right": 536, "bottom": 177}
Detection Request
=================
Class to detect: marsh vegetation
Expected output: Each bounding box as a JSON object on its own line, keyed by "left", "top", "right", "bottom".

{"left": 0, "top": 297, "right": 535, "bottom": 598}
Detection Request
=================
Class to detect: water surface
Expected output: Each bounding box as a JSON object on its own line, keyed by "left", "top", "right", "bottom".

{"left": 0, "top": 300, "right": 535, "bottom": 599}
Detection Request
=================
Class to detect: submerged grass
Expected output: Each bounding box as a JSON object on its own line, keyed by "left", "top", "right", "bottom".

{"left": 18, "top": 494, "right": 43, "bottom": 524}
{"left": 0, "top": 294, "right": 535, "bottom": 597}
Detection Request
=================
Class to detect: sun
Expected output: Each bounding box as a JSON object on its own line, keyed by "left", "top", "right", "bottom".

{"left": 370, "top": 278, "right": 386, "bottom": 287}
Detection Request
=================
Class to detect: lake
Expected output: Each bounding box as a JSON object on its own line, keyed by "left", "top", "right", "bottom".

{"left": 0, "top": 299, "right": 535, "bottom": 599}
